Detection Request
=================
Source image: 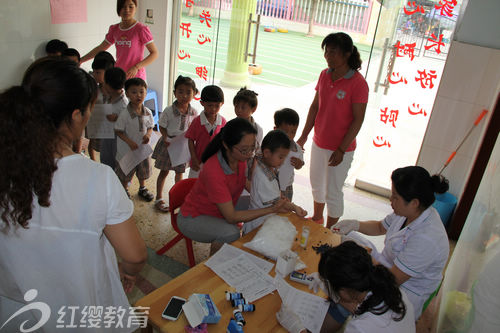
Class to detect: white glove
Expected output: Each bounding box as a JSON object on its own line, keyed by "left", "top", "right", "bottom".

{"left": 307, "top": 272, "right": 327, "bottom": 294}
{"left": 330, "top": 219, "right": 360, "bottom": 235}
{"left": 276, "top": 305, "right": 306, "bottom": 333}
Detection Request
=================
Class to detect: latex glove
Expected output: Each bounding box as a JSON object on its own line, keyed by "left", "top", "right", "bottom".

{"left": 276, "top": 305, "right": 306, "bottom": 333}
{"left": 307, "top": 272, "right": 327, "bottom": 294}
{"left": 330, "top": 219, "right": 360, "bottom": 235}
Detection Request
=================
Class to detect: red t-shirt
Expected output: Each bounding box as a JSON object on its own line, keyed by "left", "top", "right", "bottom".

{"left": 181, "top": 152, "right": 246, "bottom": 218}
{"left": 313, "top": 69, "right": 369, "bottom": 151}
{"left": 185, "top": 113, "right": 226, "bottom": 165}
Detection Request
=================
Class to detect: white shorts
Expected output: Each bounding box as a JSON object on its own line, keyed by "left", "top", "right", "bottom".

{"left": 309, "top": 141, "right": 354, "bottom": 218}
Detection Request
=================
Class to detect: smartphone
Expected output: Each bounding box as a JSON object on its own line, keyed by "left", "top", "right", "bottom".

{"left": 161, "top": 296, "right": 186, "bottom": 320}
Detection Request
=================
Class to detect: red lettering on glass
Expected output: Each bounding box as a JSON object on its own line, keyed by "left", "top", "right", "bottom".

{"left": 194, "top": 94, "right": 201, "bottom": 101}
{"left": 177, "top": 50, "right": 191, "bottom": 60}
{"left": 196, "top": 66, "right": 208, "bottom": 81}
{"left": 180, "top": 22, "right": 192, "bottom": 38}
{"left": 373, "top": 136, "right": 391, "bottom": 148}
{"left": 435, "top": 0, "right": 457, "bottom": 17}
{"left": 408, "top": 103, "right": 428, "bottom": 116}
{"left": 388, "top": 72, "right": 408, "bottom": 85}
{"left": 185, "top": 0, "right": 194, "bottom": 8}
{"left": 380, "top": 108, "right": 399, "bottom": 128}
{"left": 425, "top": 34, "right": 445, "bottom": 54}
{"left": 403, "top": 1, "right": 425, "bottom": 15}
{"left": 394, "top": 41, "right": 417, "bottom": 61}
{"left": 197, "top": 34, "right": 212, "bottom": 45}
{"left": 415, "top": 69, "right": 437, "bottom": 89}
{"left": 199, "top": 10, "right": 212, "bottom": 28}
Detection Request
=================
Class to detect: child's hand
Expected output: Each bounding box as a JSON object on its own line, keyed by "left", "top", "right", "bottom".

{"left": 294, "top": 205, "right": 307, "bottom": 218}
{"left": 290, "top": 157, "right": 304, "bottom": 170}
{"left": 191, "top": 159, "right": 200, "bottom": 171}
{"left": 163, "top": 137, "right": 171, "bottom": 147}
{"left": 142, "top": 134, "right": 151, "bottom": 144}
{"left": 106, "top": 113, "right": 118, "bottom": 122}
{"left": 128, "top": 141, "right": 139, "bottom": 150}
{"left": 272, "top": 198, "right": 290, "bottom": 214}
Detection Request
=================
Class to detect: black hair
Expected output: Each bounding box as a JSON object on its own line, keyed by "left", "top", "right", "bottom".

{"left": 0, "top": 57, "right": 97, "bottom": 228}
{"left": 62, "top": 48, "right": 81, "bottom": 62}
{"left": 321, "top": 32, "right": 362, "bottom": 70}
{"left": 92, "top": 51, "right": 115, "bottom": 70}
{"left": 117, "top": 0, "right": 137, "bottom": 16}
{"left": 233, "top": 87, "right": 258, "bottom": 108}
{"left": 105, "top": 67, "right": 127, "bottom": 90}
{"left": 45, "top": 39, "right": 68, "bottom": 55}
{"left": 261, "top": 130, "right": 291, "bottom": 153}
{"left": 201, "top": 85, "right": 224, "bottom": 103}
{"left": 391, "top": 166, "right": 449, "bottom": 209}
{"left": 319, "top": 241, "right": 406, "bottom": 321}
{"left": 274, "top": 108, "right": 300, "bottom": 127}
{"left": 174, "top": 75, "right": 198, "bottom": 94}
{"left": 125, "top": 77, "right": 147, "bottom": 91}
{"left": 201, "top": 118, "right": 257, "bottom": 164}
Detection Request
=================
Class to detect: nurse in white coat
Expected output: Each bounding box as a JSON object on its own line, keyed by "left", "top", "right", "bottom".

{"left": 276, "top": 241, "right": 415, "bottom": 333}
{"left": 332, "top": 166, "right": 450, "bottom": 321}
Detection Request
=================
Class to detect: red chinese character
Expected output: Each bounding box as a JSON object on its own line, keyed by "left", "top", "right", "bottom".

{"left": 177, "top": 50, "right": 191, "bottom": 60}
{"left": 180, "top": 22, "right": 192, "bottom": 38}
{"left": 388, "top": 72, "right": 408, "bottom": 85}
{"left": 196, "top": 66, "right": 208, "bottom": 81}
{"left": 435, "top": 0, "right": 457, "bottom": 17}
{"left": 425, "top": 34, "right": 445, "bottom": 54}
{"left": 408, "top": 103, "right": 428, "bottom": 116}
{"left": 394, "top": 41, "right": 417, "bottom": 61}
{"left": 373, "top": 136, "right": 391, "bottom": 148}
{"left": 415, "top": 69, "right": 438, "bottom": 89}
{"left": 404, "top": 1, "right": 425, "bottom": 15}
{"left": 380, "top": 108, "right": 399, "bottom": 128}
{"left": 199, "top": 10, "right": 212, "bottom": 28}
{"left": 193, "top": 94, "right": 201, "bottom": 101}
{"left": 185, "top": 0, "right": 194, "bottom": 8}
{"left": 197, "top": 34, "right": 212, "bottom": 45}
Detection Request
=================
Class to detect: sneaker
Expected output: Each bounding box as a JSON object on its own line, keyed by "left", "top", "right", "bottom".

{"left": 138, "top": 187, "right": 154, "bottom": 202}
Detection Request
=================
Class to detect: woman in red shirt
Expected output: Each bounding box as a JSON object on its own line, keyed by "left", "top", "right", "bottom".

{"left": 178, "top": 118, "right": 288, "bottom": 254}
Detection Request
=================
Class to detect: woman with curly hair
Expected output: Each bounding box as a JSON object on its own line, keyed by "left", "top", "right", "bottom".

{"left": 0, "top": 58, "right": 147, "bottom": 332}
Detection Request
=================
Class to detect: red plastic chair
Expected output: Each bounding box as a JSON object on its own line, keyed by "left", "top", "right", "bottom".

{"left": 156, "top": 178, "right": 197, "bottom": 267}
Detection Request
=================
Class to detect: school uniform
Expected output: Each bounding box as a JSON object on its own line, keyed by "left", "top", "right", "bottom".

{"left": 249, "top": 116, "right": 264, "bottom": 145}
{"left": 152, "top": 102, "right": 198, "bottom": 173}
{"left": 277, "top": 140, "right": 304, "bottom": 201}
{"left": 100, "top": 92, "right": 128, "bottom": 170}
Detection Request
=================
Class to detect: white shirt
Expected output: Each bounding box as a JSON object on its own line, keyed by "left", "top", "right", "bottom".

{"left": 115, "top": 104, "right": 154, "bottom": 161}
{"left": 344, "top": 289, "right": 416, "bottom": 333}
{"left": 110, "top": 91, "right": 128, "bottom": 116}
{"left": 0, "top": 155, "right": 135, "bottom": 332}
{"left": 278, "top": 141, "right": 304, "bottom": 190}
{"left": 380, "top": 207, "right": 449, "bottom": 318}
{"left": 158, "top": 102, "right": 198, "bottom": 138}
{"left": 249, "top": 117, "right": 263, "bottom": 145}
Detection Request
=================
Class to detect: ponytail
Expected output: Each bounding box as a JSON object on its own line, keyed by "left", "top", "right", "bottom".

{"left": 322, "top": 32, "right": 362, "bottom": 71}
{"left": 431, "top": 174, "right": 449, "bottom": 194}
{"left": 201, "top": 131, "right": 224, "bottom": 163}
{"left": 348, "top": 45, "right": 362, "bottom": 71}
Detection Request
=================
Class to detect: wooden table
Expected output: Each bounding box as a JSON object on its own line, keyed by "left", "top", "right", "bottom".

{"left": 135, "top": 213, "right": 340, "bottom": 332}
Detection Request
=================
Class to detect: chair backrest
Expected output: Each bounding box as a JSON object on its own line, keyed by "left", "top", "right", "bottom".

{"left": 168, "top": 178, "right": 197, "bottom": 211}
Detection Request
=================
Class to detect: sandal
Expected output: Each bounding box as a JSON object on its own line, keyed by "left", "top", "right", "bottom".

{"left": 138, "top": 187, "right": 154, "bottom": 202}
{"left": 155, "top": 199, "right": 170, "bottom": 213}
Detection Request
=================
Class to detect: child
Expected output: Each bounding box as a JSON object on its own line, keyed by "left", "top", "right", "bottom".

{"left": 114, "top": 78, "right": 155, "bottom": 200}
{"left": 62, "top": 48, "right": 81, "bottom": 65}
{"left": 45, "top": 39, "right": 68, "bottom": 56}
{"left": 185, "top": 85, "right": 226, "bottom": 178}
{"left": 233, "top": 87, "right": 263, "bottom": 145}
{"left": 274, "top": 108, "right": 304, "bottom": 201}
{"left": 100, "top": 67, "right": 128, "bottom": 170}
{"left": 152, "top": 75, "right": 198, "bottom": 212}
{"left": 243, "top": 130, "right": 307, "bottom": 234}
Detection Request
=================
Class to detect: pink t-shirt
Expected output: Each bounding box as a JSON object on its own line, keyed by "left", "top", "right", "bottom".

{"left": 184, "top": 113, "right": 226, "bottom": 166}
{"left": 313, "top": 68, "right": 369, "bottom": 151}
{"left": 181, "top": 152, "right": 247, "bottom": 218}
{"left": 105, "top": 22, "right": 153, "bottom": 81}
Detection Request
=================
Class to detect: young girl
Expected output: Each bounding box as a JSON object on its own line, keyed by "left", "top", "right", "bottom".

{"left": 152, "top": 76, "right": 198, "bottom": 212}
{"left": 81, "top": 0, "right": 158, "bottom": 81}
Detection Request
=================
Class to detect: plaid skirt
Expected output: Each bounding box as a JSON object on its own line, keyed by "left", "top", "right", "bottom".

{"left": 152, "top": 139, "right": 187, "bottom": 173}
{"left": 115, "top": 157, "right": 152, "bottom": 183}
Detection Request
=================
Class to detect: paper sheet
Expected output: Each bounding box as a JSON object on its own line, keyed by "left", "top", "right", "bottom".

{"left": 275, "top": 275, "right": 329, "bottom": 333}
{"left": 209, "top": 255, "right": 276, "bottom": 303}
{"left": 86, "top": 104, "right": 114, "bottom": 139}
{"left": 50, "top": 0, "right": 87, "bottom": 24}
{"left": 118, "top": 132, "right": 159, "bottom": 175}
{"left": 166, "top": 134, "right": 191, "bottom": 167}
{"left": 205, "top": 243, "right": 275, "bottom": 273}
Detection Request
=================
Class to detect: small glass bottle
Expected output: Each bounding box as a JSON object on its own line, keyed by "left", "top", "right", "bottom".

{"left": 300, "top": 226, "right": 310, "bottom": 248}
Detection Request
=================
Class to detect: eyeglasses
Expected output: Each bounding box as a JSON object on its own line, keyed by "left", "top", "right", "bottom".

{"left": 233, "top": 142, "right": 259, "bottom": 156}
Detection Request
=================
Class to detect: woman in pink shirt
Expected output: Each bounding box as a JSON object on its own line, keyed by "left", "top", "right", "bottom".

{"left": 297, "top": 32, "right": 369, "bottom": 229}
{"left": 177, "top": 118, "right": 289, "bottom": 255}
{"left": 81, "top": 0, "right": 158, "bottom": 81}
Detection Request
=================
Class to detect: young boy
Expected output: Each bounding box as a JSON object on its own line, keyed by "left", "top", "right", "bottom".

{"left": 100, "top": 67, "right": 128, "bottom": 170}
{"left": 243, "top": 130, "right": 307, "bottom": 234}
{"left": 62, "top": 48, "right": 81, "bottom": 65}
{"left": 114, "top": 78, "right": 155, "bottom": 201}
{"left": 233, "top": 87, "right": 263, "bottom": 145}
{"left": 274, "top": 108, "right": 305, "bottom": 201}
{"left": 185, "top": 85, "right": 227, "bottom": 178}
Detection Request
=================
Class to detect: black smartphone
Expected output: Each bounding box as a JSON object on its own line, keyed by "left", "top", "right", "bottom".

{"left": 161, "top": 296, "right": 186, "bottom": 320}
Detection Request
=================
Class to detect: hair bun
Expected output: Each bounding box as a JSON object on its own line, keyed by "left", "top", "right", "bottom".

{"left": 431, "top": 174, "right": 449, "bottom": 194}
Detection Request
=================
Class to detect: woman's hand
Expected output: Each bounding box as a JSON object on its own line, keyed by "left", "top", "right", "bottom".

{"left": 126, "top": 65, "right": 139, "bottom": 79}
{"left": 331, "top": 219, "right": 360, "bottom": 235}
{"left": 118, "top": 263, "right": 137, "bottom": 293}
{"left": 271, "top": 198, "right": 289, "bottom": 213}
{"left": 328, "top": 150, "right": 344, "bottom": 166}
{"left": 296, "top": 136, "right": 307, "bottom": 149}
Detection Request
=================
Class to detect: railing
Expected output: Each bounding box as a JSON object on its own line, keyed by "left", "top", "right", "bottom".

{"left": 192, "top": 0, "right": 372, "bottom": 34}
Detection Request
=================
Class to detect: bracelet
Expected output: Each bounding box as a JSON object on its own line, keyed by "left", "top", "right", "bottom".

{"left": 337, "top": 147, "right": 345, "bottom": 154}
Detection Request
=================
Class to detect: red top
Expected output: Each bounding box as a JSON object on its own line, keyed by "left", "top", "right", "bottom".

{"left": 313, "top": 69, "right": 369, "bottom": 152}
{"left": 185, "top": 113, "right": 226, "bottom": 166}
{"left": 181, "top": 152, "right": 246, "bottom": 218}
